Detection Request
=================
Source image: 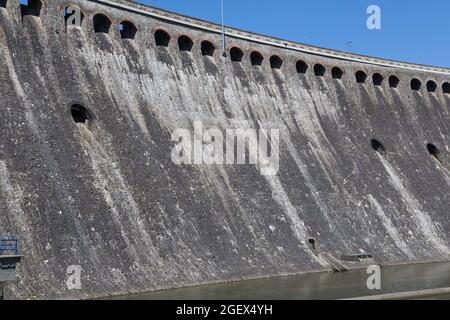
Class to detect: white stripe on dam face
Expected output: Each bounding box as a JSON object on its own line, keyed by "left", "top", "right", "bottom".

{"left": 377, "top": 154, "right": 449, "bottom": 256}
{"left": 368, "top": 194, "right": 415, "bottom": 259}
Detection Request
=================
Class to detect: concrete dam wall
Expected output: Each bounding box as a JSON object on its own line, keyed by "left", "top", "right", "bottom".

{"left": 0, "top": 0, "right": 449, "bottom": 299}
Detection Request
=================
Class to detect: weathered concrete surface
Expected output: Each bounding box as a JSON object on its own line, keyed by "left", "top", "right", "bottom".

{"left": 0, "top": 0, "right": 449, "bottom": 299}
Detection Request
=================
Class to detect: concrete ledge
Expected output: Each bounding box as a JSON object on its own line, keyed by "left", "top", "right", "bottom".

{"left": 343, "top": 287, "right": 450, "bottom": 300}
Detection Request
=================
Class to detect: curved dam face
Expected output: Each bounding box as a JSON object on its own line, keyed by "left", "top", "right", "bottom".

{"left": 0, "top": 0, "right": 449, "bottom": 299}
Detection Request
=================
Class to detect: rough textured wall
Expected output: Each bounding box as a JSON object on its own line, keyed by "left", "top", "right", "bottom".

{"left": 0, "top": 0, "right": 449, "bottom": 299}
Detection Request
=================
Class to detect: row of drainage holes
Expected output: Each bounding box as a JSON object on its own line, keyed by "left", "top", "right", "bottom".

{"left": 95, "top": 18, "right": 450, "bottom": 94}
{"left": 74, "top": 8, "right": 450, "bottom": 94}
{"left": 355, "top": 71, "right": 450, "bottom": 93}
{"left": 71, "top": 105, "right": 444, "bottom": 163}
{"left": 372, "top": 139, "right": 441, "bottom": 160}
{"left": 105, "top": 23, "right": 450, "bottom": 94}
{"left": 8, "top": 2, "right": 141, "bottom": 40}
{"left": 16, "top": 0, "right": 448, "bottom": 94}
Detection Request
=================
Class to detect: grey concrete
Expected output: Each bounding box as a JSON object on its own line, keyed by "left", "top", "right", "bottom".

{"left": 0, "top": 0, "right": 449, "bottom": 299}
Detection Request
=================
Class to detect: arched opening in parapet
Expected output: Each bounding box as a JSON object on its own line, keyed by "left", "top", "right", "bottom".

{"left": 331, "top": 67, "right": 343, "bottom": 79}
{"left": 314, "top": 64, "right": 325, "bottom": 77}
{"left": 201, "top": 41, "right": 215, "bottom": 56}
{"left": 230, "top": 47, "right": 244, "bottom": 62}
{"left": 372, "top": 73, "right": 384, "bottom": 86}
{"left": 389, "top": 76, "right": 399, "bottom": 88}
{"left": 0, "top": 0, "right": 6, "bottom": 8}
{"left": 411, "top": 78, "right": 422, "bottom": 91}
{"left": 427, "top": 80, "right": 437, "bottom": 93}
{"left": 93, "top": 14, "right": 111, "bottom": 33}
{"left": 296, "top": 60, "right": 308, "bottom": 74}
{"left": 355, "top": 70, "right": 367, "bottom": 83}
{"left": 250, "top": 51, "right": 263, "bottom": 66}
{"left": 178, "top": 35, "right": 193, "bottom": 52}
{"left": 270, "top": 55, "right": 283, "bottom": 69}
{"left": 20, "top": 0, "right": 42, "bottom": 17}
{"left": 64, "top": 5, "right": 84, "bottom": 28}
{"left": 154, "top": 29, "right": 170, "bottom": 47}
{"left": 371, "top": 139, "right": 385, "bottom": 153}
{"left": 71, "top": 104, "right": 91, "bottom": 124}
{"left": 443, "top": 83, "right": 450, "bottom": 94}
{"left": 119, "top": 21, "right": 137, "bottom": 40}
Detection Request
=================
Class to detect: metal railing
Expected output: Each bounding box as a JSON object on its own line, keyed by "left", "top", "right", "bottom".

{"left": 0, "top": 237, "right": 19, "bottom": 255}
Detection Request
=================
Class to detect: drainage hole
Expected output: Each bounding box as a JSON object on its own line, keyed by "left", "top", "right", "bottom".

{"left": 371, "top": 139, "right": 385, "bottom": 153}
{"left": 71, "top": 104, "right": 91, "bottom": 124}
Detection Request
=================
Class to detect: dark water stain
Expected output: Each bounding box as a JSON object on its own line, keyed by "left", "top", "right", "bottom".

{"left": 123, "top": 43, "right": 154, "bottom": 82}
{"left": 20, "top": 17, "right": 46, "bottom": 56}
{"left": 252, "top": 68, "right": 266, "bottom": 84}
{"left": 155, "top": 47, "right": 173, "bottom": 66}
{"left": 179, "top": 51, "right": 195, "bottom": 74}
{"left": 92, "top": 33, "right": 115, "bottom": 54}
{"left": 232, "top": 62, "right": 250, "bottom": 90}
{"left": 121, "top": 40, "right": 140, "bottom": 64}
{"left": 444, "top": 95, "right": 450, "bottom": 110}
{"left": 315, "top": 77, "right": 328, "bottom": 93}
{"left": 272, "top": 70, "right": 288, "bottom": 101}
{"left": 220, "top": 103, "right": 233, "bottom": 119}
{"left": 428, "top": 94, "right": 450, "bottom": 136}
{"left": 299, "top": 75, "right": 311, "bottom": 91}
{"left": 203, "top": 57, "right": 218, "bottom": 76}
{"left": 65, "top": 29, "right": 85, "bottom": 51}
{"left": 213, "top": 85, "right": 232, "bottom": 118}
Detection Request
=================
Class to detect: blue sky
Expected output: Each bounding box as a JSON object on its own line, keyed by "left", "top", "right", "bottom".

{"left": 140, "top": 0, "right": 449, "bottom": 68}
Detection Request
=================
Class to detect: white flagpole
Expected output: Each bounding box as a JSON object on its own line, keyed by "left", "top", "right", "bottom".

{"left": 221, "top": 0, "right": 226, "bottom": 56}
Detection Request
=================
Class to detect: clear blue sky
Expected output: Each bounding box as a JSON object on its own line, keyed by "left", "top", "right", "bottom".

{"left": 140, "top": 0, "right": 449, "bottom": 68}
